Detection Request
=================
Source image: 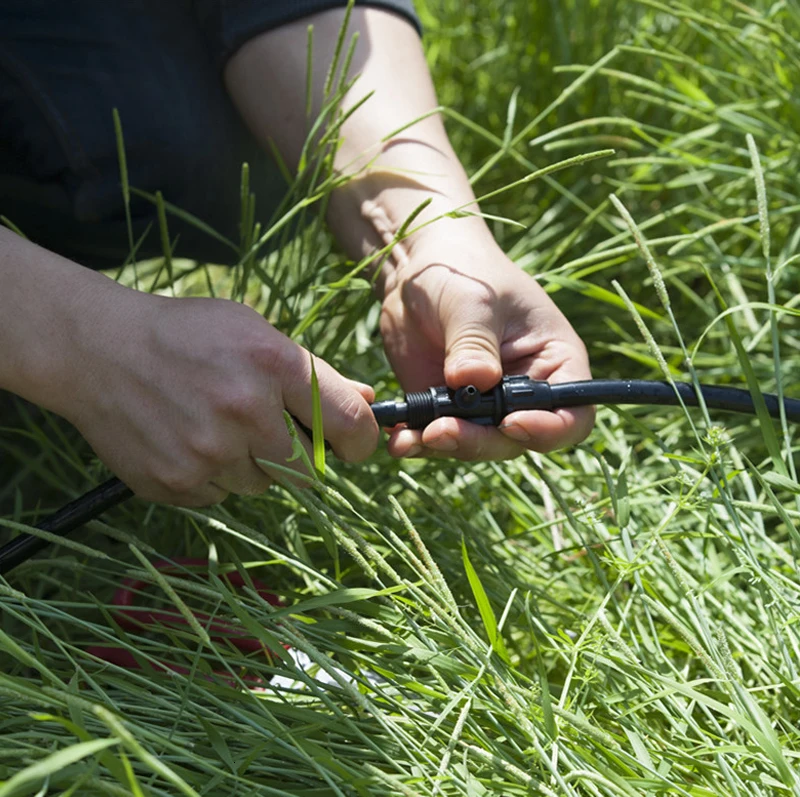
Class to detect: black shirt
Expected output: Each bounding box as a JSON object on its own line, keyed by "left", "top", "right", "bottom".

{"left": 0, "top": 0, "right": 419, "bottom": 267}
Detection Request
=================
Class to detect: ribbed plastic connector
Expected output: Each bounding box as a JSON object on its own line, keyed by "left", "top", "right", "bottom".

{"left": 405, "top": 389, "right": 436, "bottom": 429}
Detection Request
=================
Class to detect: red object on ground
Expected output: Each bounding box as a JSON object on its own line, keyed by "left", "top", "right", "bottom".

{"left": 86, "top": 557, "right": 285, "bottom": 682}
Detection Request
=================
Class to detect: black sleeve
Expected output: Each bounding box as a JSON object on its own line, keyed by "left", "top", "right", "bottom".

{"left": 192, "top": 0, "right": 421, "bottom": 71}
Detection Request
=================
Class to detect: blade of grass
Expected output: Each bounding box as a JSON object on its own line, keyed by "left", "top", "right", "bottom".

{"left": 461, "top": 537, "right": 510, "bottom": 664}
{"left": 0, "top": 738, "right": 119, "bottom": 797}
{"left": 309, "top": 355, "right": 325, "bottom": 478}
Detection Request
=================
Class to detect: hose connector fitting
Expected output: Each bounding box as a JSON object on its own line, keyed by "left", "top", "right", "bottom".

{"left": 371, "top": 375, "right": 553, "bottom": 429}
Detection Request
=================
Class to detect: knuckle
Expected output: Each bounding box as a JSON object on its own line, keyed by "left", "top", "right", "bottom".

{"left": 187, "top": 431, "right": 231, "bottom": 466}
{"left": 246, "top": 331, "right": 291, "bottom": 375}
{"left": 222, "top": 315, "right": 290, "bottom": 385}
{"left": 252, "top": 417, "right": 287, "bottom": 453}
{"left": 149, "top": 462, "right": 207, "bottom": 496}
{"left": 247, "top": 338, "right": 278, "bottom": 370}
{"left": 158, "top": 471, "right": 201, "bottom": 497}
{"left": 449, "top": 327, "right": 501, "bottom": 358}
{"left": 336, "top": 395, "right": 379, "bottom": 463}
{"left": 340, "top": 394, "right": 367, "bottom": 434}
{"left": 213, "top": 381, "right": 263, "bottom": 422}
{"left": 208, "top": 372, "right": 270, "bottom": 422}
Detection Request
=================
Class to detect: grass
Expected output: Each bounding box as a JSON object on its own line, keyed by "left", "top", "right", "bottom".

{"left": 2, "top": 0, "right": 800, "bottom": 794}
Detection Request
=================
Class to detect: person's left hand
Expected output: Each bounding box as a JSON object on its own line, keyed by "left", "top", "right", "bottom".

{"left": 379, "top": 226, "right": 595, "bottom": 460}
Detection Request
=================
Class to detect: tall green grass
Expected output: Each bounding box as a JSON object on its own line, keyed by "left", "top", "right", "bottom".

{"left": 2, "top": 1, "right": 800, "bottom": 794}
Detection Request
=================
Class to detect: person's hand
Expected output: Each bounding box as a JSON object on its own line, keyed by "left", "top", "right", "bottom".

{"left": 222, "top": 4, "right": 593, "bottom": 465}
{"left": 379, "top": 227, "right": 595, "bottom": 460}
{"left": 51, "top": 284, "right": 378, "bottom": 506}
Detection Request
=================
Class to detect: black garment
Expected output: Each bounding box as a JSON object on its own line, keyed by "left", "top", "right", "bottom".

{"left": 0, "top": 0, "right": 419, "bottom": 269}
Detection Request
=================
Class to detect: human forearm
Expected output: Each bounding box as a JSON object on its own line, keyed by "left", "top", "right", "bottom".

{"left": 0, "top": 227, "right": 118, "bottom": 412}
{"left": 224, "top": 7, "right": 494, "bottom": 294}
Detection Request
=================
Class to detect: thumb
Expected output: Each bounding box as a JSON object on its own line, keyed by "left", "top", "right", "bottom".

{"left": 442, "top": 311, "right": 503, "bottom": 391}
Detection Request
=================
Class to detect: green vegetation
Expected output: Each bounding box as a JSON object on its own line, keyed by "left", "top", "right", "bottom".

{"left": 2, "top": 1, "right": 800, "bottom": 794}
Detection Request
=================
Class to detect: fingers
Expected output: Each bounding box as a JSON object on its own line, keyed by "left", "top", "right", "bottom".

{"left": 441, "top": 294, "right": 503, "bottom": 392}
{"left": 387, "top": 360, "right": 596, "bottom": 461}
{"left": 345, "top": 378, "right": 376, "bottom": 404}
{"left": 281, "top": 350, "right": 379, "bottom": 463}
{"left": 387, "top": 417, "right": 524, "bottom": 461}
{"left": 492, "top": 341, "right": 595, "bottom": 452}
{"left": 212, "top": 457, "right": 275, "bottom": 496}
{"left": 498, "top": 406, "right": 596, "bottom": 451}
{"left": 380, "top": 239, "right": 597, "bottom": 463}
{"left": 388, "top": 404, "right": 595, "bottom": 461}
{"left": 250, "top": 427, "right": 318, "bottom": 487}
{"left": 72, "top": 288, "right": 381, "bottom": 508}
{"left": 133, "top": 481, "right": 229, "bottom": 508}
{"left": 172, "top": 484, "right": 230, "bottom": 507}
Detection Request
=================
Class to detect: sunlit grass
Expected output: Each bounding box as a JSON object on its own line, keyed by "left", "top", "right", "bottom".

{"left": 2, "top": 1, "right": 800, "bottom": 795}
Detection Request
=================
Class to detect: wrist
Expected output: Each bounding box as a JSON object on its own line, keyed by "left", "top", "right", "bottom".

{"left": 381, "top": 219, "right": 506, "bottom": 298}
{"left": 0, "top": 229, "right": 129, "bottom": 416}
{"left": 44, "top": 277, "right": 144, "bottom": 422}
{"left": 328, "top": 157, "right": 496, "bottom": 298}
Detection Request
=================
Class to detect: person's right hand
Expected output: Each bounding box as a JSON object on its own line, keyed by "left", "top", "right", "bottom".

{"left": 52, "top": 282, "right": 379, "bottom": 506}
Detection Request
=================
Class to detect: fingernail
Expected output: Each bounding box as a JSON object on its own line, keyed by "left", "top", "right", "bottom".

{"left": 427, "top": 435, "right": 458, "bottom": 452}
{"left": 405, "top": 444, "right": 423, "bottom": 458}
{"left": 500, "top": 423, "right": 530, "bottom": 443}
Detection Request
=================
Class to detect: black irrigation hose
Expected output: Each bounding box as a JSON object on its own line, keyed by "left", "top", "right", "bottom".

{"left": 550, "top": 379, "right": 800, "bottom": 420}
{"left": 2, "top": 377, "right": 798, "bottom": 576}
{"left": 370, "top": 377, "right": 800, "bottom": 428}
{"left": 0, "top": 479, "right": 132, "bottom": 575}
